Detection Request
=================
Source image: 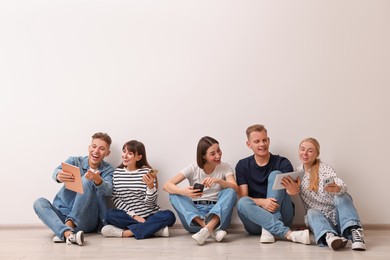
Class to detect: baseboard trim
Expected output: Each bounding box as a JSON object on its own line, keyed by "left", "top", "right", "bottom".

{"left": 1, "top": 223, "right": 390, "bottom": 230}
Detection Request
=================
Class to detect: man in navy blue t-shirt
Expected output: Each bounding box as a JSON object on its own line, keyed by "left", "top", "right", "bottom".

{"left": 235, "top": 124, "right": 310, "bottom": 245}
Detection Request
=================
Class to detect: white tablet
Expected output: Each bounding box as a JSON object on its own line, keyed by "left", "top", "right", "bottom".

{"left": 272, "top": 170, "right": 305, "bottom": 190}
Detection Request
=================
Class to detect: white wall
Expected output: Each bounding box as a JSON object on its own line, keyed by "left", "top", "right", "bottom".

{"left": 1, "top": 0, "right": 389, "bottom": 225}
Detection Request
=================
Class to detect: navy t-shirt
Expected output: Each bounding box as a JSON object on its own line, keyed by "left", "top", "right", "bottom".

{"left": 235, "top": 153, "right": 293, "bottom": 198}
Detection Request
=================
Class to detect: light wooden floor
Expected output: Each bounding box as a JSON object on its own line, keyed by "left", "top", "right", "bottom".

{"left": 1, "top": 226, "right": 389, "bottom": 260}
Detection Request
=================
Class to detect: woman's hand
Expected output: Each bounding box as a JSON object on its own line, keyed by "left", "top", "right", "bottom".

{"left": 133, "top": 215, "right": 146, "bottom": 223}
{"left": 143, "top": 173, "right": 155, "bottom": 189}
{"left": 184, "top": 186, "right": 203, "bottom": 198}
{"left": 324, "top": 183, "right": 341, "bottom": 194}
{"left": 202, "top": 177, "right": 219, "bottom": 188}
{"left": 282, "top": 176, "right": 301, "bottom": 196}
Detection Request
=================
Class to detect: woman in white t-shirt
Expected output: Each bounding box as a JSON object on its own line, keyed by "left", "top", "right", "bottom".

{"left": 163, "top": 136, "right": 238, "bottom": 245}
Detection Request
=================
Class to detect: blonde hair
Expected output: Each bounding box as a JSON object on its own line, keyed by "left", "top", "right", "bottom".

{"left": 300, "top": 137, "right": 321, "bottom": 192}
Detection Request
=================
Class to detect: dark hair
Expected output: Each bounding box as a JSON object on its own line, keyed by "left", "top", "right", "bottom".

{"left": 118, "top": 140, "right": 151, "bottom": 169}
{"left": 196, "top": 136, "right": 219, "bottom": 169}
{"left": 246, "top": 124, "right": 267, "bottom": 139}
{"left": 92, "top": 132, "right": 112, "bottom": 146}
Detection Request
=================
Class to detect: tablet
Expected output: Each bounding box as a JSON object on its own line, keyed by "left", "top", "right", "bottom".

{"left": 62, "top": 162, "right": 84, "bottom": 194}
{"left": 272, "top": 170, "right": 305, "bottom": 190}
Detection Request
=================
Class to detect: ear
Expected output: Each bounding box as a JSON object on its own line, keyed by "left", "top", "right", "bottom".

{"left": 106, "top": 150, "right": 111, "bottom": 157}
{"left": 246, "top": 140, "right": 251, "bottom": 148}
{"left": 136, "top": 154, "right": 143, "bottom": 161}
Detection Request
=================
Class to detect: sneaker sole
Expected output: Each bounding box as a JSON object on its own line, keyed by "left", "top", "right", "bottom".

{"left": 192, "top": 232, "right": 209, "bottom": 245}
{"left": 260, "top": 238, "right": 275, "bottom": 243}
{"left": 352, "top": 242, "right": 366, "bottom": 251}
{"left": 52, "top": 236, "right": 65, "bottom": 243}
{"left": 76, "top": 231, "right": 84, "bottom": 246}
{"left": 213, "top": 231, "right": 227, "bottom": 242}
{"left": 330, "top": 238, "right": 348, "bottom": 250}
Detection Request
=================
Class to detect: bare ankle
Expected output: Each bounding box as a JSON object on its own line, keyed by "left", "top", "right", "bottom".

{"left": 63, "top": 230, "right": 73, "bottom": 239}
{"left": 122, "top": 230, "right": 133, "bottom": 237}
{"left": 65, "top": 220, "right": 75, "bottom": 228}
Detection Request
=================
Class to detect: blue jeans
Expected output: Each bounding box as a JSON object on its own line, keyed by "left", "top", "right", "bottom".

{"left": 169, "top": 188, "right": 237, "bottom": 233}
{"left": 237, "top": 171, "right": 294, "bottom": 238}
{"left": 33, "top": 177, "right": 101, "bottom": 239}
{"left": 105, "top": 209, "right": 176, "bottom": 239}
{"left": 306, "top": 192, "right": 362, "bottom": 245}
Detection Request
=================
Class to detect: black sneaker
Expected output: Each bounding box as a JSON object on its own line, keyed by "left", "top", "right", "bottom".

{"left": 66, "top": 231, "right": 84, "bottom": 246}
{"left": 351, "top": 228, "right": 366, "bottom": 251}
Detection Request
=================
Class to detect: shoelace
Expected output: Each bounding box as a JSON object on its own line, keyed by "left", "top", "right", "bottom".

{"left": 351, "top": 228, "right": 364, "bottom": 243}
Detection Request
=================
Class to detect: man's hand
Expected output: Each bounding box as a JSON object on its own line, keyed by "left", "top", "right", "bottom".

{"left": 57, "top": 170, "right": 75, "bottom": 183}
{"left": 85, "top": 169, "right": 102, "bottom": 185}
{"left": 259, "top": 198, "right": 280, "bottom": 213}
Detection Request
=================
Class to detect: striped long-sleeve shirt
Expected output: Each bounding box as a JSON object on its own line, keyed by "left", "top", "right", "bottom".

{"left": 112, "top": 167, "right": 160, "bottom": 218}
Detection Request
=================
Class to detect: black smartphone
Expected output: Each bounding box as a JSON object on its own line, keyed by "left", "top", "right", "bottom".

{"left": 193, "top": 183, "right": 204, "bottom": 192}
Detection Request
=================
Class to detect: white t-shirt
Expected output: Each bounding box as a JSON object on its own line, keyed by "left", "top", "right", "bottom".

{"left": 180, "top": 162, "right": 234, "bottom": 201}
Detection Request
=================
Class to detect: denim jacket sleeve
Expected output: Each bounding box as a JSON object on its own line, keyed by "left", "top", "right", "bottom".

{"left": 51, "top": 156, "right": 80, "bottom": 183}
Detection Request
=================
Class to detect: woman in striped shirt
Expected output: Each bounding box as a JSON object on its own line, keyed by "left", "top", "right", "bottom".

{"left": 101, "top": 140, "right": 176, "bottom": 239}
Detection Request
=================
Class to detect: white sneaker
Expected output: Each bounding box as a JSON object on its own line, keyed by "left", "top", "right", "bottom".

{"left": 101, "top": 225, "right": 124, "bottom": 238}
{"left": 192, "top": 227, "right": 210, "bottom": 245}
{"left": 212, "top": 229, "right": 227, "bottom": 242}
{"left": 155, "top": 226, "right": 169, "bottom": 237}
{"left": 260, "top": 228, "right": 275, "bottom": 243}
{"left": 52, "top": 236, "right": 65, "bottom": 243}
{"left": 325, "top": 232, "right": 348, "bottom": 250}
{"left": 289, "top": 229, "right": 310, "bottom": 245}
{"left": 66, "top": 231, "right": 84, "bottom": 246}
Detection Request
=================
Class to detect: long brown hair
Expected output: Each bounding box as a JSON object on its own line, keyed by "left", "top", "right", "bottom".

{"left": 118, "top": 140, "right": 151, "bottom": 169}
{"left": 300, "top": 137, "right": 321, "bottom": 192}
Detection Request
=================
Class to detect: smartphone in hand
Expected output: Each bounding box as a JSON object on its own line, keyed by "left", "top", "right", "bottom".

{"left": 324, "top": 177, "right": 335, "bottom": 187}
{"left": 148, "top": 169, "right": 159, "bottom": 178}
{"left": 193, "top": 183, "right": 205, "bottom": 192}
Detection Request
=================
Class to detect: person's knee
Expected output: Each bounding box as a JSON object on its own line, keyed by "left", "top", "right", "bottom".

{"left": 223, "top": 187, "right": 236, "bottom": 196}
{"left": 237, "top": 196, "right": 252, "bottom": 213}
{"left": 307, "top": 208, "right": 322, "bottom": 220}
{"left": 221, "top": 188, "right": 237, "bottom": 201}
{"left": 162, "top": 210, "right": 176, "bottom": 219}
{"left": 165, "top": 210, "right": 176, "bottom": 225}
{"left": 334, "top": 193, "right": 352, "bottom": 206}
{"left": 268, "top": 170, "right": 282, "bottom": 181}
{"left": 168, "top": 194, "right": 180, "bottom": 204}
{"left": 33, "top": 197, "right": 50, "bottom": 212}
